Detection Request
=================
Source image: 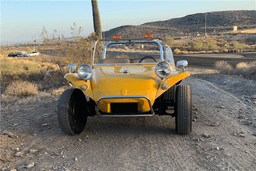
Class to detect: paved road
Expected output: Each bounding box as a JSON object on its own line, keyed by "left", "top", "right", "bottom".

{"left": 174, "top": 53, "right": 256, "bottom": 68}
{"left": 106, "top": 50, "right": 256, "bottom": 69}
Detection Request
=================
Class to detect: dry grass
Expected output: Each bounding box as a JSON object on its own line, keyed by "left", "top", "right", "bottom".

{"left": 235, "top": 61, "right": 256, "bottom": 79}
{"left": 0, "top": 56, "right": 65, "bottom": 92}
{"left": 236, "top": 62, "right": 247, "bottom": 70}
{"left": 173, "top": 48, "right": 181, "bottom": 54}
{"left": 215, "top": 61, "right": 233, "bottom": 74}
{"left": 5, "top": 81, "right": 39, "bottom": 98}
{"left": 0, "top": 26, "right": 94, "bottom": 100}
{"left": 215, "top": 61, "right": 256, "bottom": 80}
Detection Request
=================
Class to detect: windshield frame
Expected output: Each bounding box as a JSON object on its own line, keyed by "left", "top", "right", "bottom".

{"left": 92, "top": 38, "right": 166, "bottom": 66}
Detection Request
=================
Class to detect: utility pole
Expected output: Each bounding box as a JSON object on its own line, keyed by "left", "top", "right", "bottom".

{"left": 91, "top": 0, "right": 102, "bottom": 39}
{"left": 205, "top": 12, "right": 207, "bottom": 36}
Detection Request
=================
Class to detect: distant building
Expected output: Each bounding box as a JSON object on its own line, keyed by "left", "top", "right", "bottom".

{"left": 233, "top": 26, "right": 237, "bottom": 32}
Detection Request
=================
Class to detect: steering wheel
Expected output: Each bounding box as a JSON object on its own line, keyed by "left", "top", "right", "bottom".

{"left": 139, "top": 56, "right": 157, "bottom": 63}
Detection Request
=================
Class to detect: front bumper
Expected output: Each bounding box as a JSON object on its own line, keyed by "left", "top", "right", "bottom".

{"left": 96, "top": 95, "right": 155, "bottom": 117}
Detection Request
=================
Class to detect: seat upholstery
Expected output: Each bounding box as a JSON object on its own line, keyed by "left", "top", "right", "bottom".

{"left": 130, "top": 58, "right": 161, "bottom": 63}
{"left": 99, "top": 58, "right": 130, "bottom": 64}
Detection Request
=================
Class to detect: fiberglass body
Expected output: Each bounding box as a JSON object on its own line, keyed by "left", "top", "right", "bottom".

{"left": 64, "top": 38, "right": 190, "bottom": 114}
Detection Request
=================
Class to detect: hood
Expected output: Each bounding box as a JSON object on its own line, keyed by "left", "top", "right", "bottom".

{"left": 91, "top": 64, "right": 161, "bottom": 101}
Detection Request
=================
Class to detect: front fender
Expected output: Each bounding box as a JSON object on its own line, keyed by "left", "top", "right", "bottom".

{"left": 64, "top": 73, "right": 94, "bottom": 100}
{"left": 155, "top": 71, "right": 190, "bottom": 98}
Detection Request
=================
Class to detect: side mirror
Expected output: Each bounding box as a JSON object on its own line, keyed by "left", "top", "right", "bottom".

{"left": 176, "top": 60, "right": 188, "bottom": 71}
{"left": 68, "top": 63, "right": 76, "bottom": 73}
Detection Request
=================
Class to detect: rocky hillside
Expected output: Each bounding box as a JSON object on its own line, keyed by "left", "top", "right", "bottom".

{"left": 103, "top": 10, "right": 256, "bottom": 38}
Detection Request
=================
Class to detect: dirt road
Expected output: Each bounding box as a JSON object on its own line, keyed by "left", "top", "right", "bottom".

{"left": 1, "top": 75, "right": 256, "bottom": 171}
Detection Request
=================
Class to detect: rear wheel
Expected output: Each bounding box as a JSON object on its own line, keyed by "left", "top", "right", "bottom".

{"left": 57, "top": 88, "right": 88, "bottom": 135}
{"left": 175, "top": 85, "right": 192, "bottom": 135}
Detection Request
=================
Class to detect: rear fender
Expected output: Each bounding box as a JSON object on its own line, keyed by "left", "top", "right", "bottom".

{"left": 64, "top": 73, "right": 94, "bottom": 100}
{"left": 155, "top": 71, "right": 190, "bottom": 98}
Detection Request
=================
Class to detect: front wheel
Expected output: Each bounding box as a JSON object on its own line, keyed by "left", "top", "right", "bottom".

{"left": 57, "top": 88, "right": 88, "bottom": 135}
{"left": 175, "top": 85, "right": 192, "bottom": 135}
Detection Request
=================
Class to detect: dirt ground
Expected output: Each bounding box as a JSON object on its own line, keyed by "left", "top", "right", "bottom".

{"left": 1, "top": 68, "right": 256, "bottom": 171}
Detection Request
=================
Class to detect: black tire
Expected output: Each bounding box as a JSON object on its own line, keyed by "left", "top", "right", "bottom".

{"left": 57, "top": 88, "right": 88, "bottom": 135}
{"left": 164, "top": 85, "right": 177, "bottom": 106}
{"left": 175, "top": 85, "right": 192, "bottom": 135}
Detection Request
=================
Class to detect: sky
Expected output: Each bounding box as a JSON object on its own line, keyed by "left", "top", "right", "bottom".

{"left": 1, "top": 0, "right": 255, "bottom": 44}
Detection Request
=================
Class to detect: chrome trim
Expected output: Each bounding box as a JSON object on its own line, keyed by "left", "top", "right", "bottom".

{"left": 64, "top": 73, "right": 80, "bottom": 79}
{"left": 68, "top": 63, "right": 76, "bottom": 73}
{"left": 177, "top": 60, "right": 188, "bottom": 72}
{"left": 93, "top": 63, "right": 157, "bottom": 66}
{"left": 101, "top": 40, "right": 164, "bottom": 61}
{"left": 91, "top": 41, "right": 98, "bottom": 66}
{"left": 96, "top": 95, "right": 155, "bottom": 117}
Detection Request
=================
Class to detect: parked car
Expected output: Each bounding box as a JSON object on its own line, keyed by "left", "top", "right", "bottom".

{"left": 17, "top": 52, "right": 27, "bottom": 57}
{"left": 26, "top": 51, "right": 40, "bottom": 57}
{"left": 8, "top": 52, "right": 17, "bottom": 57}
{"left": 57, "top": 35, "right": 192, "bottom": 136}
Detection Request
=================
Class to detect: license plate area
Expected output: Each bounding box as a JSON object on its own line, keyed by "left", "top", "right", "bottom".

{"left": 110, "top": 103, "right": 138, "bottom": 114}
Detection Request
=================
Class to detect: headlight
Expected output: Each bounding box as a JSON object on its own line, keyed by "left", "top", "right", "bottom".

{"left": 155, "top": 62, "right": 171, "bottom": 78}
{"left": 77, "top": 64, "right": 93, "bottom": 80}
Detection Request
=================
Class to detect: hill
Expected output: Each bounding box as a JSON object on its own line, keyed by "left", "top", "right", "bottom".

{"left": 103, "top": 10, "right": 256, "bottom": 38}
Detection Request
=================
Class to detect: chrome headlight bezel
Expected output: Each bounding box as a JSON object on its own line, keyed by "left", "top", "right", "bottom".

{"left": 77, "top": 64, "right": 93, "bottom": 80}
{"left": 155, "top": 62, "right": 172, "bottom": 78}
{"left": 67, "top": 63, "right": 76, "bottom": 73}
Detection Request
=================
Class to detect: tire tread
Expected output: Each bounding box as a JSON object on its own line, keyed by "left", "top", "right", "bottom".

{"left": 57, "top": 88, "right": 79, "bottom": 135}
{"left": 176, "top": 85, "right": 192, "bottom": 135}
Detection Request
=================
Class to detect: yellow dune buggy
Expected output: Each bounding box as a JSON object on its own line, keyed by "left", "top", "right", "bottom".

{"left": 57, "top": 35, "right": 192, "bottom": 135}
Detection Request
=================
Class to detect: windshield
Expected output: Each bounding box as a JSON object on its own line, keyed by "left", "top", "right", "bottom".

{"left": 93, "top": 40, "right": 164, "bottom": 65}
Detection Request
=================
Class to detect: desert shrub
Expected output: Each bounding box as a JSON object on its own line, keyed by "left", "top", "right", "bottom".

{"left": 165, "top": 36, "right": 174, "bottom": 46}
{"left": 186, "top": 41, "right": 194, "bottom": 51}
{"left": 236, "top": 62, "right": 247, "bottom": 70}
{"left": 181, "top": 50, "right": 188, "bottom": 54}
{"left": 192, "top": 39, "right": 218, "bottom": 51}
{"left": 233, "top": 42, "right": 247, "bottom": 50}
{"left": 5, "top": 81, "right": 38, "bottom": 98}
{"left": 217, "top": 38, "right": 224, "bottom": 42}
{"left": 45, "top": 65, "right": 55, "bottom": 71}
{"left": 29, "top": 73, "right": 45, "bottom": 82}
{"left": 248, "top": 61, "right": 256, "bottom": 76}
{"left": 56, "top": 33, "right": 95, "bottom": 68}
{"left": 173, "top": 48, "right": 181, "bottom": 54}
{"left": 234, "top": 61, "right": 256, "bottom": 79}
{"left": 193, "top": 40, "right": 204, "bottom": 51}
{"left": 40, "top": 71, "right": 68, "bottom": 90}
{"left": 205, "top": 40, "right": 218, "bottom": 51}
{"left": 215, "top": 61, "right": 233, "bottom": 74}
